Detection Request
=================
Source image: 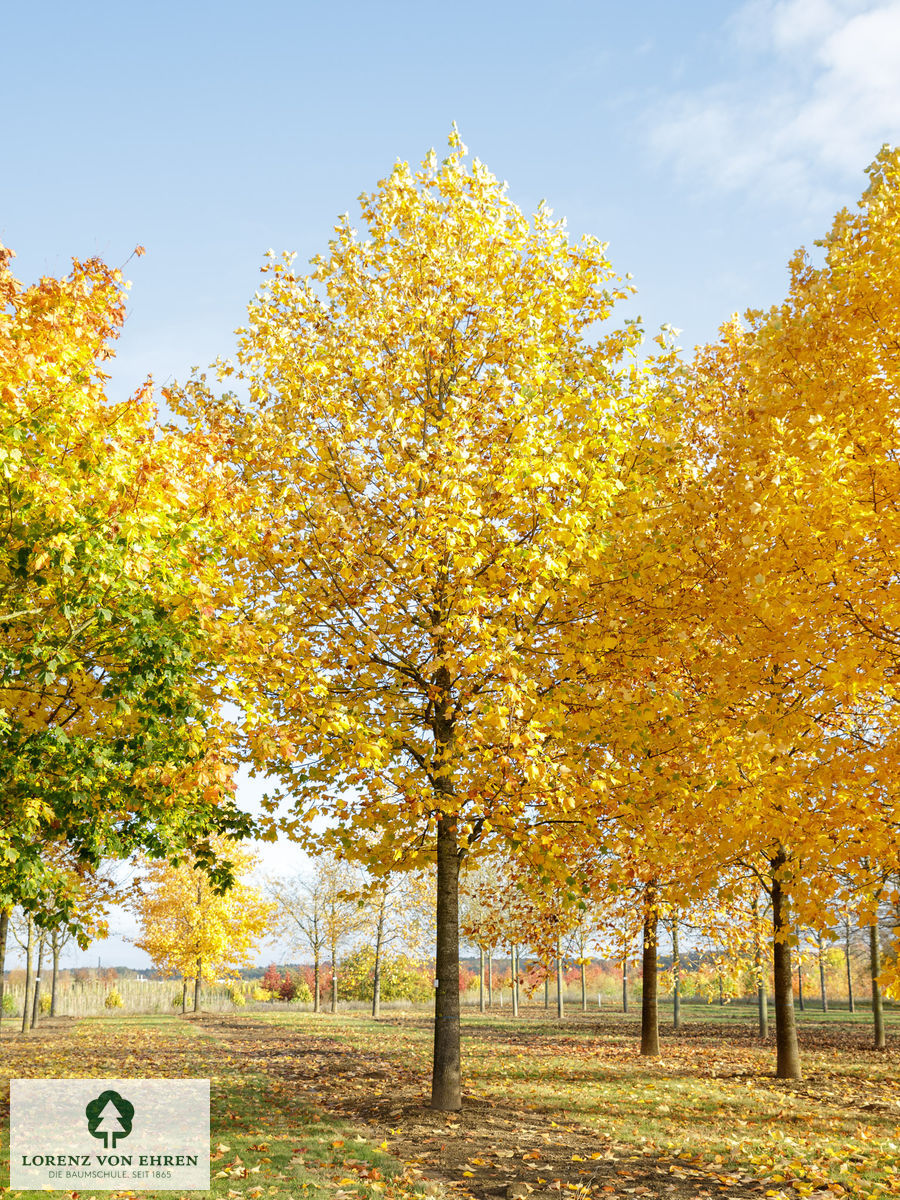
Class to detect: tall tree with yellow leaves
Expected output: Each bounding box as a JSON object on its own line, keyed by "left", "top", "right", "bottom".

{"left": 175, "top": 132, "right": 684, "bottom": 1108}
{"left": 684, "top": 146, "right": 900, "bottom": 1077}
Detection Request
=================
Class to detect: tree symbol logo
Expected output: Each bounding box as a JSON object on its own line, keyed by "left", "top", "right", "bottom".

{"left": 85, "top": 1090, "right": 135, "bottom": 1149}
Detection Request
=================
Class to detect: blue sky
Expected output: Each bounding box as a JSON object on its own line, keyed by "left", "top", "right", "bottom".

{"left": 4, "top": 0, "right": 900, "bottom": 968}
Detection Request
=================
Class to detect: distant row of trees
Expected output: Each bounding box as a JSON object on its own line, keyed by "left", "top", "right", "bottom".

{"left": 458, "top": 854, "right": 898, "bottom": 1052}
{"left": 4, "top": 839, "right": 895, "bottom": 1041}
{"left": 131, "top": 838, "right": 898, "bottom": 1043}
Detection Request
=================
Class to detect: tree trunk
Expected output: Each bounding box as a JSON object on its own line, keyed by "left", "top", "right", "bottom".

{"left": 0, "top": 908, "right": 9, "bottom": 1036}
{"left": 181, "top": 977, "right": 187, "bottom": 1013}
{"left": 194, "top": 956, "right": 202, "bottom": 1012}
{"left": 758, "top": 974, "right": 769, "bottom": 1038}
{"left": 869, "top": 922, "right": 885, "bottom": 1050}
{"left": 479, "top": 946, "right": 485, "bottom": 1013}
{"left": 31, "top": 935, "right": 45, "bottom": 1028}
{"left": 771, "top": 853, "right": 801, "bottom": 1079}
{"left": 21, "top": 914, "right": 34, "bottom": 1034}
{"left": 372, "top": 898, "right": 385, "bottom": 1019}
{"left": 331, "top": 939, "right": 338, "bottom": 1013}
{"left": 622, "top": 953, "right": 628, "bottom": 1013}
{"left": 487, "top": 950, "right": 493, "bottom": 1008}
{"left": 556, "top": 939, "right": 564, "bottom": 1019}
{"left": 672, "top": 917, "right": 682, "bottom": 1032}
{"left": 313, "top": 954, "right": 320, "bottom": 1013}
{"left": 431, "top": 814, "right": 462, "bottom": 1111}
{"left": 845, "top": 920, "right": 855, "bottom": 1012}
{"left": 797, "top": 959, "right": 805, "bottom": 1011}
{"left": 544, "top": 975, "right": 549, "bottom": 1009}
{"left": 818, "top": 935, "right": 827, "bottom": 1013}
{"left": 51, "top": 938, "right": 60, "bottom": 1017}
{"left": 581, "top": 961, "right": 587, "bottom": 1012}
{"left": 640, "top": 886, "right": 659, "bottom": 1056}
{"left": 511, "top": 945, "right": 519, "bottom": 1017}
{"left": 718, "top": 974, "right": 725, "bottom": 1006}
{"left": 753, "top": 893, "right": 768, "bottom": 1039}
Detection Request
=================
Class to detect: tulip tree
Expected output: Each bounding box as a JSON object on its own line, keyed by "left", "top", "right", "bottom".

{"left": 683, "top": 147, "right": 900, "bottom": 1075}
{"left": 177, "top": 132, "right": 683, "bottom": 1109}
{"left": 133, "top": 838, "right": 274, "bottom": 1009}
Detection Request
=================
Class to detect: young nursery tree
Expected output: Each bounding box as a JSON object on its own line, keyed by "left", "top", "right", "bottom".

{"left": 267, "top": 872, "right": 329, "bottom": 1013}
{"left": 268, "top": 854, "right": 363, "bottom": 1012}
{"left": 356, "top": 870, "right": 433, "bottom": 1017}
{"left": 682, "top": 148, "right": 900, "bottom": 1075}
{"left": 133, "top": 839, "right": 274, "bottom": 1009}
{"left": 177, "top": 132, "right": 685, "bottom": 1108}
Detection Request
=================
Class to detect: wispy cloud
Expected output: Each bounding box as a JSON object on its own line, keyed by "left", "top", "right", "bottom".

{"left": 649, "top": 0, "right": 900, "bottom": 212}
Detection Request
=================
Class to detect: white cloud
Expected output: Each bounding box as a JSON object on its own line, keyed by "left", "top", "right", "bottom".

{"left": 649, "top": 0, "right": 900, "bottom": 211}
{"left": 735, "top": 0, "right": 865, "bottom": 52}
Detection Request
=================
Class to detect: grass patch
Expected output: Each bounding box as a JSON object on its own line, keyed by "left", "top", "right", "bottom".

{"left": 228, "top": 1006, "right": 900, "bottom": 1198}
{"left": 3, "top": 1006, "right": 899, "bottom": 1200}
{"left": 0, "top": 1015, "right": 423, "bottom": 1200}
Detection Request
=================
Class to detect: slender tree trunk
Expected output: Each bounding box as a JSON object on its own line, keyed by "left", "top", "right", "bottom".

{"left": 556, "top": 939, "right": 564, "bottom": 1019}
{"left": 372, "top": 899, "right": 385, "bottom": 1018}
{"left": 181, "top": 977, "right": 187, "bottom": 1013}
{"left": 771, "top": 853, "right": 802, "bottom": 1080}
{"left": 758, "top": 973, "right": 769, "bottom": 1038}
{"left": 331, "top": 938, "right": 338, "bottom": 1013}
{"left": 431, "top": 813, "right": 462, "bottom": 1111}
{"left": 845, "top": 920, "right": 855, "bottom": 1012}
{"left": 487, "top": 950, "right": 493, "bottom": 1008}
{"left": 581, "top": 961, "right": 587, "bottom": 1012}
{"left": 544, "top": 975, "right": 549, "bottom": 1009}
{"left": 313, "top": 954, "right": 320, "bottom": 1014}
{"left": 718, "top": 974, "right": 725, "bottom": 1006}
{"left": 194, "top": 878, "right": 204, "bottom": 1014}
{"left": 51, "top": 938, "right": 60, "bottom": 1017}
{"left": 640, "top": 885, "right": 659, "bottom": 1056}
{"left": 753, "top": 893, "right": 768, "bottom": 1039}
{"left": 869, "top": 923, "right": 885, "bottom": 1050}
{"left": 817, "top": 935, "right": 827, "bottom": 1013}
{"left": 479, "top": 946, "right": 485, "bottom": 1013}
{"left": 672, "top": 918, "right": 682, "bottom": 1032}
{"left": 31, "top": 935, "right": 45, "bottom": 1028}
{"left": 21, "top": 914, "right": 34, "bottom": 1034}
{"left": 511, "top": 945, "right": 519, "bottom": 1017}
{"left": 0, "top": 908, "right": 9, "bottom": 1036}
{"left": 797, "top": 959, "right": 805, "bottom": 1011}
{"left": 622, "top": 954, "right": 628, "bottom": 1014}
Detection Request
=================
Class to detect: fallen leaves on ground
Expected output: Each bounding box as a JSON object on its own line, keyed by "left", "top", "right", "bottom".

{"left": 1, "top": 1008, "right": 897, "bottom": 1200}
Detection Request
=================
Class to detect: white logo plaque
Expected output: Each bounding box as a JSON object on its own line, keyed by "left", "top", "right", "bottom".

{"left": 10, "top": 1079, "right": 210, "bottom": 1191}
